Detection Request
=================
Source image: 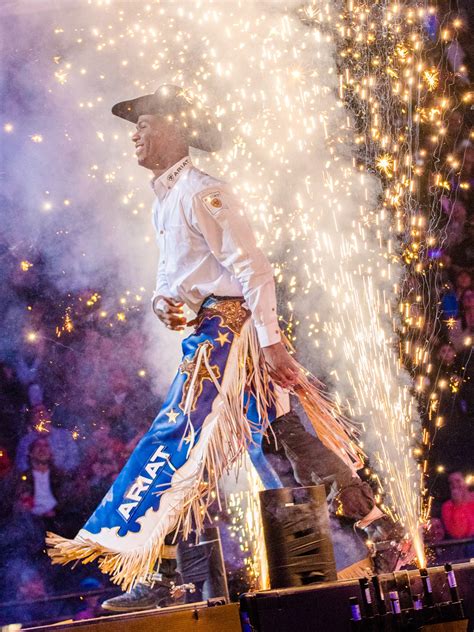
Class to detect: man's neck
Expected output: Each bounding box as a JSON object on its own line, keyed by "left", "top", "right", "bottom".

{"left": 151, "top": 151, "right": 189, "bottom": 179}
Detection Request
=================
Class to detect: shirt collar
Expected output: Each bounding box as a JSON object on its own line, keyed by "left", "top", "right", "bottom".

{"left": 151, "top": 156, "right": 192, "bottom": 197}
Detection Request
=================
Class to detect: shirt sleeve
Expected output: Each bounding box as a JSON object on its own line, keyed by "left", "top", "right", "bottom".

{"left": 191, "top": 185, "right": 281, "bottom": 347}
{"left": 151, "top": 260, "right": 171, "bottom": 303}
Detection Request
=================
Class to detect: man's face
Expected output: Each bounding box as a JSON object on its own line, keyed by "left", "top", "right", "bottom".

{"left": 462, "top": 289, "right": 474, "bottom": 309}
{"left": 438, "top": 344, "right": 455, "bottom": 365}
{"left": 131, "top": 114, "right": 179, "bottom": 170}
{"left": 456, "top": 271, "right": 471, "bottom": 290}
{"left": 30, "top": 438, "right": 52, "bottom": 464}
{"left": 425, "top": 517, "right": 445, "bottom": 543}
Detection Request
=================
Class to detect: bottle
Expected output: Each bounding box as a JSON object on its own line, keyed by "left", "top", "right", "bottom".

{"left": 372, "top": 575, "right": 386, "bottom": 615}
{"left": 444, "top": 563, "right": 460, "bottom": 603}
{"left": 389, "top": 590, "right": 402, "bottom": 615}
{"left": 412, "top": 594, "right": 423, "bottom": 611}
{"left": 412, "top": 593, "right": 425, "bottom": 627}
{"left": 389, "top": 590, "right": 402, "bottom": 630}
{"left": 358, "top": 577, "right": 374, "bottom": 618}
{"left": 444, "top": 563, "right": 465, "bottom": 620}
{"left": 349, "top": 596, "right": 363, "bottom": 631}
{"left": 419, "top": 568, "right": 434, "bottom": 607}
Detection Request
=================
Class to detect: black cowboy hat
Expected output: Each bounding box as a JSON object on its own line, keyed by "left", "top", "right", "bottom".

{"left": 111, "top": 84, "right": 222, "bottom": 152}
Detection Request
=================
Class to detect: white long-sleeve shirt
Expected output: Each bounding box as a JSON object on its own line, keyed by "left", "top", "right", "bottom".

{"left": 150, "top": 156, "right": 281, "bottom": 348}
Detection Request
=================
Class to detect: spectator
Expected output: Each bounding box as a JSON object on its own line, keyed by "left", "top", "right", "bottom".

{"left": 442, "top": 199, "right": 467, "bottom": 248}
{"left": 437, "top": 342, "right": 456, "bottom": 367}
{"left": 450, "top": 144, "right": 474, "bottom": 205}
{"left": 448, "top": 288, "right": 474, "bottom": 351}
{"left": 440, "top": 271, "right": 471, "bottom": 324}
{"left": 450, "top": 220, "right": 474, "bottom": 269}
{"left": 444, "top": 110, "right": 467, "bottom": 149}
{"left": 15, "top": 404, "right": 80, "bottom": 473}
{"left": 454, "top": 269, "right": 472, "bottom": 294}
{"left": 0, "top": 361, "right": 27, "bottom": 456}
{"left": 28, "top": 382, "right": 44, "bottom": 408}
{"left": 424, "top": 517, "right": 446, "bottom": 544}
{"left": 445, "top": 39, "right": 470, "bottom": 84}
{"left": 79, "top": 446, "right": 120, "bottom": 518}
{"left": 14, "top": 340, "right": 45, "bottom": 389}
{"left": 15, "top": 437, "right": 65, "bottom": 521}
{"left": 441, "top": 471, "right": 474, "bottom": 539}
{"left": 0, "top": 446, "right": 47, "bottom": 566}
{"left": 1, "top": 564, "right": 64, "bottom": 626}
{"left": 441, "top": 281, "right": 460, "bottom": 321}
{"left": 0, "top": 446, "right": 12, "bottom": 479}
{"left": 83, "top": 419, "right": 126, "bottom": 469}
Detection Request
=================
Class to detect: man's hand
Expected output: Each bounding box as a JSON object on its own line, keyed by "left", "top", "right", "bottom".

{"left": 152, "top": 295, "right": 187, "bottom": 331}
{"left": 262, "top": 341, "right": 300, "bottom": 390}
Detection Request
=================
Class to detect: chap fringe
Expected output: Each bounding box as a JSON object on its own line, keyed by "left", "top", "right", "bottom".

{"left": 47, "top": 320, "right": 364, "bottom": 590}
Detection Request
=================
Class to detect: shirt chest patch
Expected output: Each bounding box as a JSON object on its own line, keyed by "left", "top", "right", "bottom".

{"left": 201, "top": 191, "right": 228, "bottom": 216}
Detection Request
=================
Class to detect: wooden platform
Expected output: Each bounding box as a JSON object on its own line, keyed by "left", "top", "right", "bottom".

{"left": 21, "top": 563, "right": 474, "bottom": 631}
{"left": 23, "top": 601, "right": 241, "bottom": 632}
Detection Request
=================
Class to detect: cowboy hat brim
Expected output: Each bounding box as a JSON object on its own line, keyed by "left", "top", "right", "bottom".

{"left": 112, "top": 93, "right": 222, "bottom": 152}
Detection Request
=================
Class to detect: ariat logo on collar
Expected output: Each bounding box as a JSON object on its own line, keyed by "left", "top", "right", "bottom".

{"left": 201, "top": 191, "right": 227, "bottom": 216}
{"left": 165, "top": 157, "right": 190, "bottom": 187}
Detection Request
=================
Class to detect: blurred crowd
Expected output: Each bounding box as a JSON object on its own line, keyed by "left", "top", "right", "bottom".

{"left": 0, "top": 243, "right": 159, "bottom": 625}
{"left": 421, "top": 3, "right": 474, "bottom": 546}
{"left": 1, "top": 1, "right": 474, "bottom": 628}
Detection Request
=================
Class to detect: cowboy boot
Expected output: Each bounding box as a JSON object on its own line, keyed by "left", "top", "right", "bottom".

{"left": 101, "top": 559, "right": 188, "bottom": 612}
{"left": 355, "top": 507, "right": 414, "bottom": 573}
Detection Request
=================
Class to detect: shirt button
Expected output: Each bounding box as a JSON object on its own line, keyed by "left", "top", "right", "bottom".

{"left": 160, "top": 230, "right": 164, "bottom": 234}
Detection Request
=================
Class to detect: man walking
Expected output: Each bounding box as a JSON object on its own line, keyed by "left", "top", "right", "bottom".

{"left": 47, "top": 85, "right": 400, "bottom": 610}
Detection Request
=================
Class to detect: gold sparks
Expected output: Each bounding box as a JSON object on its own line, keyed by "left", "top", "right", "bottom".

{"left": 34, "top": 420, "right": 50, "bottom": 433}
{"left": 445, "top": 317, "right": 456, "bottom": 330}
{"left": 55, "top": 70, "right": 68, "bottom": 84}
{"left": 86, "top": 292, "right": 100, "bottom": 307}
{"left": 395, "top": 43, "right": 410, "bottom": 60}
{"left": 30, "top": 134, "right": 43, "bottom": 143}
{"left": 423, "top": 68, "right": 439, "bottom": 91}
{"left": 56, "top": 308, "right": 74, "bottom": 338}
{"left": 17, "top": 0, "right": 462, "bottom": 571}
{"left": 375, "top": 153, "right": 394, "bottom": 177}
{"left": 20, "top": 260, "right": 33, "bottom": 272}
{"left": 227, "top": 467, "right": 269, "bottom": 589}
